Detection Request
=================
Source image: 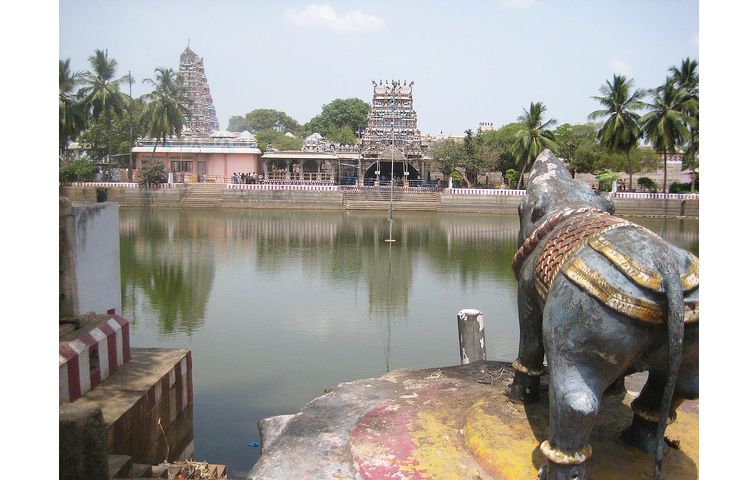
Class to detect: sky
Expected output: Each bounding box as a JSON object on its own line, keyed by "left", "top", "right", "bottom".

{"left": 58, "top": 0, "right": 699, "bottom": 136}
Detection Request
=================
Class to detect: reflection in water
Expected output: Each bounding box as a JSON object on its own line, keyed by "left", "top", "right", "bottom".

{"left": 119, "top": 208, "right": 698, "bottom": 476}
{"left": 121, "top": 210, "right": 214, "bottom": 336}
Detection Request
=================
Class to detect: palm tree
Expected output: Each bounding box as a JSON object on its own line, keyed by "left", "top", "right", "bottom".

{"left": 79, "top": 49, "right": 129, "bottom": 160}
{"left": 141, "top": 68, "right": 189, "bottom": 162}
{"left": 589, "top": 75, "right": 645, "bottom": 190}
{"left": 59, "top": 59, "right": 88, "bottom": 158}
{"left": 512, "top": 101, "right": 558, "bottom": 189}
{"left": 641, "top": 77, "right": 691, "bottom": 193}
{"left": 670, "top": 58, "right": 699, "bottom": 192}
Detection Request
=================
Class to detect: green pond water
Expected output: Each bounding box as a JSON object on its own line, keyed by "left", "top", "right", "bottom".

{"left": 119, "top": 208, "right": 698, "bottom": 477}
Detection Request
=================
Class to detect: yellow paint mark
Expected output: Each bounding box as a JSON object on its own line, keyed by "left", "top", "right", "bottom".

{"left": 402, "top": 401, "right": 489, "bottom": 479}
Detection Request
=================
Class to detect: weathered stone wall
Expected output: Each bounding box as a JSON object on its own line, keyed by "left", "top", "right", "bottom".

{"left": 60, "top": 186, "right": 698, "bottom": 218}
{"left": 439, "top": 193, "right": 522, "bottom": 213}
{"left": 612, "top": 198, "right": 698, "bottom": 218}
{"left": 59, "top": 403, "right": 109, "bottom": 480}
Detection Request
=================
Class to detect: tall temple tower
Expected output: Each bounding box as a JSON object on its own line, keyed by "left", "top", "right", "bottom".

{"left": 361, "top": 80, "right": 423, "bottom": 161}
{"left": 177, "top": 44, "right": 219, "bottom": 136}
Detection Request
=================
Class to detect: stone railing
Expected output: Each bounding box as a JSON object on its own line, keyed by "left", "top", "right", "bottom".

{"left": 611, "top": 192, "right": 699, "bottom": 200}
{"left": 447, "top": 188, "right": 526, "bottom": 196}
{"left": 226, "top": 183, "right": 340, "bottom": 191}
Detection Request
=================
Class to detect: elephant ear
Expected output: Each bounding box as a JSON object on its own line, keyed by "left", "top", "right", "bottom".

{"left": 593, "top": 191, "right": 615, "bottom": 214}
{"left": 530, "top": 191, "right": 552, "bottom": 223}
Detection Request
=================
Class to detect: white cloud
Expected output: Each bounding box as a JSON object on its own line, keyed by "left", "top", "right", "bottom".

{"left": 284, "top": 4, "right": 384, "bottom": 34}
{"left": 502, "top": 0, "right": 537, "bottom": 10}
{"left": 609, "top": 58, "right": 633, "bottom": 75}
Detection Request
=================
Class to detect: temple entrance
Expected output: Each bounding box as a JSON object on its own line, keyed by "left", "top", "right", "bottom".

{"left": 365, "top": 161, "right": 420, "bottom": 183}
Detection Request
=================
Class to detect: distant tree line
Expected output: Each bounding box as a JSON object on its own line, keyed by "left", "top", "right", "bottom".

{"left": 429, "top": 57, "right": 698, "bottom": 192}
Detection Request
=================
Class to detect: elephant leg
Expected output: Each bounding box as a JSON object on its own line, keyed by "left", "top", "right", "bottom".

{"left": 622, "top": 364, "right": 698, "bottom": 453}
{"left": 540, "top": 364, "right": 606, "bottom": 480}
{"left": 604, "top": 375, "right": 627, "bottom": 396}
{"left": 506, "top": 286, "right": 545, "bottom": 404}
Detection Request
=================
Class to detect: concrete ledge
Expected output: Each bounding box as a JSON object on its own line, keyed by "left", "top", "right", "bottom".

{"left": 71, "top": 347, "right": 194, "bottom": 465}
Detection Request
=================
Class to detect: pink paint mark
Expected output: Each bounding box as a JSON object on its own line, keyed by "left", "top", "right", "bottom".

{"left": 352, "top": 398, "right": 436, "bottom": 479}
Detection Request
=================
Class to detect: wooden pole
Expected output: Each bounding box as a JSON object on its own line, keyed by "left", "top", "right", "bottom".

{"left": 457, "top": 309, "right": 486, "bottom": 365}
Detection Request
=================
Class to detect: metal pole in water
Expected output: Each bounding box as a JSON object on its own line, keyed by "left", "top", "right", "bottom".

{"left": 457, "top": 309, "right": 486, "bottom": 364}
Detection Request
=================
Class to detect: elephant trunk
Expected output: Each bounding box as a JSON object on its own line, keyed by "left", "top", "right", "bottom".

{"left": 653, "top": 263, "right": 685, "bottom": 480}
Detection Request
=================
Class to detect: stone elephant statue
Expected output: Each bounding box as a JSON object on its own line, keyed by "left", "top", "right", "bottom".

{"left": 506, "top": 150, "right": 698, "bottom": 480}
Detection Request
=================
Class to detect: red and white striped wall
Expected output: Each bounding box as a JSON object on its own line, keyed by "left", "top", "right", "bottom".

{"left": 59, "top": 314, "right": 131, "bottom": 404}
{"left": 145, "top": 351, "right": 193, "bottom": 422}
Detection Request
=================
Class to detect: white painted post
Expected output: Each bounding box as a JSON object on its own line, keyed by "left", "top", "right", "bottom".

{"left": 457, "top": 309, "right": 486, "bottom": 365}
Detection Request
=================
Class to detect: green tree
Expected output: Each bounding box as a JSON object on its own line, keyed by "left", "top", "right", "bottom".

{"left": 589, "top": 74, "right": 645, "bottom": 190}
{"left": 325, "top": 126, "right": 358, "bottom": 145}
{"left": 227, "top": 108, "right": 301, "bottom": 133}
{"left": 429, "top": 138, "right": 463, "bottom": 183}
{"left": 455, "top": 129, "right": 498, "bottom": 187}
{"left": 79, "top": 99, "right": 146, "bottom": 165}
{"left": 512, "top": 101, "right": 558, "bottom": 189}
{"left": 140, "top": 68, "right": 189, "bottom": 161}
{"left": 79, "top": 49, "right": 129, "bottom": 160}
{"left": 59, "top": 59, "right": 88, "bottom": 158}
{"left": 641, "top": 77, "right": 691, "bottom": 193}
{"left": 303, "top": 98, "right": 370, "bottom": 137}
{"left": 670, "top": 58, "right": 699, "bottom": 192}
{"left": 136, "top": 160, "right": 167, "bottom": 185}
{"left": 255, "top": 129, "right": 304, "bottom": 151}
{"left": 59, "top": 158, "right": 98, "bottom": 182}
{"left": 478, "top": 122, "right": 522, "bottom": 173}
{"left": 554, "top": 123, "right": 598, "bottom": 177}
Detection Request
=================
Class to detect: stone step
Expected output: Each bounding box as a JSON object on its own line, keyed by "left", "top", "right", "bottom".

{"left": 131, "top": 463, "right": 153, "bottom": 478}
{"left": 108, "top": 454, "right": 132, "bottom": 479}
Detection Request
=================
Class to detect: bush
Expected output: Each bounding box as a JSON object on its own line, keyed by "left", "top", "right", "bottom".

{"left": 595, "top": 170, "right": 620, "bottom": 191}
{"left": 505, "top": 169, "right": 520, "bottom": 189}
{"left": 669, "top": 179, "right": 699, "bottom": 193}
{"left": 637, "top": 177, "right": 657, "bottom": 192}
{"left": 136, "top": 161, "right": 167, "bottom": 186}
{"left": 59, "top": 159, "right": 98, "bottom": 182}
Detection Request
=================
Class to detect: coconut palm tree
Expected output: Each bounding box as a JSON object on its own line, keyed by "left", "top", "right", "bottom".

{"left": 588, "top": 75, "right": 645, "bottom": 190}
{"left": 512, "top": 101, "right": 558, "bottom": 189}
{"left": 59, "top": 59, "right": 88, "bottom": 158}
{"left": 641, "top": 77, "right": 691, "bottom": 193}
{"left": 79, "top": 49, "right": 129, "bottom": 160}
{"left": 670, "top": 58, "right": 699, "bottom": 192}
{"left": 141, "top": 68, "right": 189, "bottom": 161}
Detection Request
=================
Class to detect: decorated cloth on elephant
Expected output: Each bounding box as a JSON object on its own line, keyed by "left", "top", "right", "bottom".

{"left": 513, "top": 208, "right": 699, "bottom": 325}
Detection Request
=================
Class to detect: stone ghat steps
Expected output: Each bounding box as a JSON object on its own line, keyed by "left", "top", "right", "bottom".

{"left": 109, "top": 455, "right": 227, "bottom": 479}
{"left": 344, "top": 200, "right": 440, "bottom": 211}
{"left": 343, "top": 191, "right": 440, "bottom": 210}
{"left": 180, "top": 184, "right": 225, "bottom": 208}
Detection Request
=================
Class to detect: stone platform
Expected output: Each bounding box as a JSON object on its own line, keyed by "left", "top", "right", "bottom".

{"left": 249, "top": 362, "right": 697, "bottom": 479}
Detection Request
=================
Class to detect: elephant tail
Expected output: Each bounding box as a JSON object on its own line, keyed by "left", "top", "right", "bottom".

{"left": 653, "top": 263, "right": 685, "bottom": 480}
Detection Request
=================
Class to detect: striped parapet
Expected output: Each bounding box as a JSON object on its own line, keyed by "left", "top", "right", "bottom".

{"left": 59, "top": 314, "right": 131, "bottom": 404}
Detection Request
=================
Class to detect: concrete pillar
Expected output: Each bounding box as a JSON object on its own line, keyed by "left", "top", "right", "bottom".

{"left": 457, "top": 309, "right": 486, "bottom": 364}
{"left": 357, "top": 159, "right": 363, "bottom": 186}
{"left": 286, "top": 160, "right": 291, "bottom": 180}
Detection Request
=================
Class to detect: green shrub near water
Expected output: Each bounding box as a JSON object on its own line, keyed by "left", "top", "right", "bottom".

{"left": 136, "top": 161, "right": 167, "bottom": 185}
{"left": 59, "top": 159, "right": 97, "bottom": 182}
{"left": 637, "top": 177, "right": 658, "bottom": 192}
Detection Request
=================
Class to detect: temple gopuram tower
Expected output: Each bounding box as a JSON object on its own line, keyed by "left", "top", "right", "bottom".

{"left": 360, "top": 80, "right": 427, "bottom": 184}
{"left": 178, "top": 44, "right": 219, "bottom": 136}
